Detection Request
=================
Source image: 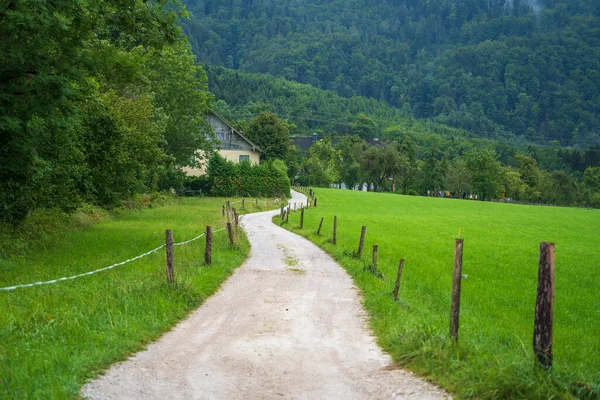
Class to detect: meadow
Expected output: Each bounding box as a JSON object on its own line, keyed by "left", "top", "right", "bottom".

{"left": 0, "top": 196, "right": 269, "bottom": 399}
{"left": 281, "top": 189, "right": 600, "bottom": 399}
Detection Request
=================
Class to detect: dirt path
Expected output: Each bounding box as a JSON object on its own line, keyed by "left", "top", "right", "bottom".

{"left": 82, "top": 191, "right": 448, "bottom": 399}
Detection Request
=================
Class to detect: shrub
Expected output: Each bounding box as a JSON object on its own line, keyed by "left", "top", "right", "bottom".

{"left": 206, "top": 153, "right": 290, "bottom": 198}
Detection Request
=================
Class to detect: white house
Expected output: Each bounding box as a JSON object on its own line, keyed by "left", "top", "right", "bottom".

{"left": 184, "top": 111, "right": 262, "bottom": 176}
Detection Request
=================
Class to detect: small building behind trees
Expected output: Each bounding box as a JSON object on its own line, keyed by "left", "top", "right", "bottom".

{"left": 184, "top": 112, "right": 262, "bottom": 176}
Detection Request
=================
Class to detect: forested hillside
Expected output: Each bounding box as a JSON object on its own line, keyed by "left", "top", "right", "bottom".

{"left": 181, "top": 0, "right": 600, "bottom": 146}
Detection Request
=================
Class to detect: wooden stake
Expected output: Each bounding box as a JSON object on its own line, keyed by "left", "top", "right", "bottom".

{"left": 242, "top": 198, "right": 245, "bottom": 210}
{"left": 234, "top": 209, "right": 239, "bottom": 227}
{"left": 300, "top": 207, "right": 304, "bottom": 229}
{"left": 256, "top": 198, "right": 258, "bottom": 207}
{"left": 280, "top": 204, "right": 284, "bottom": 219}
{"left": 358, "top": 226, "right": 367, "bottom": 257}
{"left": 450, "top": 238, "right": 464, "bottom": 342}
{"left": 227, "top": 222, "right": 234, "bottom": 245}
{"left": 307, "top": 198, "right": 309, "bottom": 207}
{"left": 286, "top": 208, "right": 289, "bottom": 223}
{"left": 393, "top": 259, "right": 405, "bottom": 301}
{"left": 165, "top": 229, "right": 174, "bottom": 283}
{"left": 317, "top": 217, "right": 324, "bottom": 235}
{"left": 372, "top": 244, "right": 378, "bottom": 270}
{"left": 333, "top": 216, "right": 337, "bottom": 245}
{"left": 205, "top": 226, "right": 212, "bottom": 265}
{"left": 534, "top": 242, "right": 555, "bottom": 368}
{"left": 314, "top": 197, "right": 317, "bottom": 207}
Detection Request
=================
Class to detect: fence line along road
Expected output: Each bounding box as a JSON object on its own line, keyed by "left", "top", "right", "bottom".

{"left": 0, "top": 228, "right": 227, "bottom": 292}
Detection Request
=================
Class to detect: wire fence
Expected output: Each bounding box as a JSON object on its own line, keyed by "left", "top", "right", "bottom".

{"left": 0, "top": 227, "right": 229, "bottom": 292}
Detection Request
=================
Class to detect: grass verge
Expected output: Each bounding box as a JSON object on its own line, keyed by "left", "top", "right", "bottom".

{"left": 278, "top": 189, "right": 600, "bottom": 399}
{"left": 0, "top": 196, "right": 266, "bottom": 399}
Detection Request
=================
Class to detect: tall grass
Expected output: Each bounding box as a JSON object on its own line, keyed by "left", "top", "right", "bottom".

{"left": 0, "top": 196, "right": 262, "bottom": 399}
{"left": 280, "top": 189, "right": 600, "bottom": 399}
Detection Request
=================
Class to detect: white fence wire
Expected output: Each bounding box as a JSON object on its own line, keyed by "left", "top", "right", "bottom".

{"left": 0, "top": 227, "right": 227, "bottom": 292}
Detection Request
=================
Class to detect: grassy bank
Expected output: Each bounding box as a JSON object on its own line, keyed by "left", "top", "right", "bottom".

{"left": 279, "top": 189, "right": 600, "bottom": 399}
{"left": 0, "top": 196, "right": 268, "bottom": 399}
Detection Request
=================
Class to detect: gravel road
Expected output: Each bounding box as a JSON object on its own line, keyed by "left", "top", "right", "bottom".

{"left": 82, "top": 190, "right": 448, "bottom": 400}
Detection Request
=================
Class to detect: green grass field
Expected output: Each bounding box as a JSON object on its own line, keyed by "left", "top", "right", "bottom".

{"left": 0, "top": 196, "right": 271, "bottom": 399}
{"left": 281, "top": 189, "right": 600, "bottom": 399}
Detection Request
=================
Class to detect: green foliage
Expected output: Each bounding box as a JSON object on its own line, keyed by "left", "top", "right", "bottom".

{"left": 299, "top": 140, "right": 342, "bottom": 187}
{"left": 182, "top": 0, "right": 600, "bottom": 147}
{"left": 0, "top": 0, "right": 213, "bottom": 223}
{"left": 245, "top": 111, "right": 295, "bottom": 161}
{"left": 206, "top": 153, "right": 291, "bottom": 198}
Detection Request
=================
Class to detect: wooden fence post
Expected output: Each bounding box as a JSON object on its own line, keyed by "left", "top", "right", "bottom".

{"left": 242, "top": 198, "right": 245, "bottom": 210}
{"left": 300, "top": 207, "right": 305, "bottom": 229}
{"left": 234, "top": 209, "right": 239, "bottom": 227}
{"left": 358, "top": 226, "right": 367, "bottom": 257}
{"left": 317, "top": 217, "right": 324, "bottom": 235}
{"left": 314, "top": 197, "right": 317, "bottom": 207}
{"left": 393, "top": 259, "right": 405, "bottom": 301}
{"left": 227, "top": 222, "right": 234, "bottom": 245}
{"left": 307, "top": 198, "right": 309, "bottom": 208}
{"left": 227, "top": 200, "right": 230, "bottom": 212}
{"left": 450, "top": 238, "right": 464, "bottom": 342}
{"left": 165, "top": 229, "right": 174, "bottom": 283}
{"left": 256, "top": 198, "right": 258, "bottom": 207}
{"left": 286, "top": 208, "right": 289, "bottom": 223}
{"left": 534, "top": 242, "right": 555, "bottom": 368}
{"left": 280, "top": 204, "right": 284, "bottom": 219}
{"left": 372, "top": 244, "right": 378, "bottom": 270}
{"left": 333, "top": 216, "right": 337, "bottom": 245}
{"left": 205, "top": 226, "right": 212, "bottom": 265}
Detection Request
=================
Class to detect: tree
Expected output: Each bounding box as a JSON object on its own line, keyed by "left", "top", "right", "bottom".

{"left": 447, "top": 158, "right": 472, "bottom": 196}
{"left": 0, "top": 0, "right": 184, "bottom": 222}
{"left": 142, "top": 41, "right": 214, "bottom": 167}
{"left": 301, "top": 140, "right": 342, "bottom": 187}
{"left": 360, "top": 145, "right": 405, "bottom": 192}
{"left": 245, "top": 111, "right": 295, "bottom": 162}
{"left": 351, "top": 113, "right": 378, "bottom": 140}
{"left": 465, "top": 149, "right": 503, "bottom": 200}
{"left": 336, "top": 136, "right": 368, "bottom": 190}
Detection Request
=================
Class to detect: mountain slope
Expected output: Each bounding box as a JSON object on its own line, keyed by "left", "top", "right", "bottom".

{"left": 182, "top": 0, "right": 600, "bottom": 146}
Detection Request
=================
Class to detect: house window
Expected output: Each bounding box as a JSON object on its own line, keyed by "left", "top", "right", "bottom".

{"left": 239, "top": 154, "right": 250, "bottom": 162}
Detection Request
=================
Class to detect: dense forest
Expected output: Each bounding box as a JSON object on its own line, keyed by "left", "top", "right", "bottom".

{"left": 0, "top": 1, "right": 213, "bottom": 224}
{"left": 181, "top": 0, "right": 600, "bottom": 146}
{"left": 206, "top": 65, "right": 600, "bottom": 177}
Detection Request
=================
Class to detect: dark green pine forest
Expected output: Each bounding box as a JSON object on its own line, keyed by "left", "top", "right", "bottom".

{"left": 181, "top": 0, "right": 600, "bottom": 147}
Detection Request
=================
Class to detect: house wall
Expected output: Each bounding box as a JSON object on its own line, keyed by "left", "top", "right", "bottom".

{"left": 183, "top": 149, "right": 260, "bottom": 177}
{"left": 207, "top": 114, "right": 254, "bottom": 151}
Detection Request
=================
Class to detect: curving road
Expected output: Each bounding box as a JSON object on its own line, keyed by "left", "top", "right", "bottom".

{"left": 82, "top": 190, "right": 447, "bottom": 399}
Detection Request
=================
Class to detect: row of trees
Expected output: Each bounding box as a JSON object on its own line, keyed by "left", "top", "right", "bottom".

{"left": 218, "top": 110, "right": 599, "bottom": 208}
{"left": 295, "top": 136, "right": 600, "bottom": 208}
{"left": 1, "top": 1, "right": 214, "bottom": 224}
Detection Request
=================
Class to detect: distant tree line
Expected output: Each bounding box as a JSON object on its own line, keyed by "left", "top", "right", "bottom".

{"left": 233, "top": 111, "right": 600, "bottom": 208}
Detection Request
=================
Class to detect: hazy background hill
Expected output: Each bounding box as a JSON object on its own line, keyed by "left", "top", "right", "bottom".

{"left": 181, "top": 0, "right": 600, "bottom": 146}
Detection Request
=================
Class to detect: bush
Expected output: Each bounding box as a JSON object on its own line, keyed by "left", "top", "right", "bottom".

{"left": 407, "top": 189, "right": 419, "bottom": 196}
{"left": 206, "top": 153, "right": 291, "bottom": 198}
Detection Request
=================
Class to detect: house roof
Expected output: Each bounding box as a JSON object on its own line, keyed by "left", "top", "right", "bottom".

{"left": 208, "top": 111, "right": 263, "bottom": 153}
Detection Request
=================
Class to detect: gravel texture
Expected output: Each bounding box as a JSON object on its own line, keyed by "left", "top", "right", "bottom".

{"left": 82, "top": 191, "right": 449, "bottom": 400}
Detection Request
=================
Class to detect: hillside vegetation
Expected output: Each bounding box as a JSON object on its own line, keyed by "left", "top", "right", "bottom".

{"left": 182, "top": 0, "right": 600, "bottom": 146}
{"left": 280, "top": 189, "right": 600, "bottom": 398}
